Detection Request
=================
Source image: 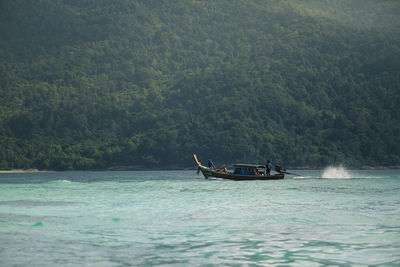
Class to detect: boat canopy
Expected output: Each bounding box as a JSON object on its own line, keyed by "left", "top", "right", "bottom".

{"left": 233, "top": 164, "right": 265, "bottom": 169}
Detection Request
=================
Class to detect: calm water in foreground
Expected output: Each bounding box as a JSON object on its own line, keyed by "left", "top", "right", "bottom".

{"left": 0, "top": 168, "right": 399, "bottom": 266}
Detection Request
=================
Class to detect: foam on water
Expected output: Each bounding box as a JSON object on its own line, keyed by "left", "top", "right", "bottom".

{"left": 322, "top": 165, "right": 352, "bottom": 179}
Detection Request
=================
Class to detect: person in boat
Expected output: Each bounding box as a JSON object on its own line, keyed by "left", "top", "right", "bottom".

{"left": 252, "top": 168, "right": 260, "bottom": 176}
{"left": 220, "top": 165, "right": 227, "bottom": 173}
{"left": 266, "top": 160, "right": 271, "bottom": 176}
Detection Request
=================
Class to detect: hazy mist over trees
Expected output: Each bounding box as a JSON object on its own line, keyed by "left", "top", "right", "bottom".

{"left": 0, "top": 0, "right": 399, "bottom": 170}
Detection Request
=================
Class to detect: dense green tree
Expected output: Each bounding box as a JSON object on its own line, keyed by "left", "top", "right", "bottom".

{"left": 0, "top": 0, "right": 399, "bottom": 170}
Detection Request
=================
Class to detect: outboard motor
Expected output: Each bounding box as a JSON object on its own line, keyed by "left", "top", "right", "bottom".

{"left": 275, "top": 164, "right": 285, "bottom": 173}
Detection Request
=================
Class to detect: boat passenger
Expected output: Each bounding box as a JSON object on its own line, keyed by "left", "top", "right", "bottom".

{"left": 220, "top": 165, "right": 227, "bottom": 173}
{"left": 252, "top": 169, "right": 259, "bottom": 175}
{"left": 266, "top": 160, "right": 271, "bottom": 176}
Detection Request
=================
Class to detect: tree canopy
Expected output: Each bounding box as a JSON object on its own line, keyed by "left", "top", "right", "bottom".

{"left": 0, "top": 0, "right": 399, "bottom": 170}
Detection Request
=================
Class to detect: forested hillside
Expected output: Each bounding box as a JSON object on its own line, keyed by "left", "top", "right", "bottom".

{"left": 0, "top": 0, "right": 399, "bottom": 170}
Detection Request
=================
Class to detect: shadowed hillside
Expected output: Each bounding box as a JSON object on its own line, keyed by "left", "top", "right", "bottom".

{"left": 0, "top": 0, "right": 399, "bottom": 169}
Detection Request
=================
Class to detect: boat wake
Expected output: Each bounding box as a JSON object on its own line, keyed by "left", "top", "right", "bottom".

{"left": 321, "top": 165, "right": 352, "bottom": 179}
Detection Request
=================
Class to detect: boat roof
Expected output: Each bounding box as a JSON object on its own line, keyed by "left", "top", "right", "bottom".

{"left": 233, "top": 164, "right": 265, "bottom": 168}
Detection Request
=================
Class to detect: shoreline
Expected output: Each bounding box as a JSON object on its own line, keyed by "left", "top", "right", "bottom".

{"left": 0, "top": 166, "right": 399, "bottom": 173}
{"left": 0, "top": 169, "right": 47, "bottom": 173}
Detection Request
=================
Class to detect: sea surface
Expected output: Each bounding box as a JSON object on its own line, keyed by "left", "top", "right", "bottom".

{"left": 0, "top": 168, "right": 399, "bottom": 266}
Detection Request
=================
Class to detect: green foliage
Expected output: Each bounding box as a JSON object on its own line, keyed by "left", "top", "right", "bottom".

{"left": 0, "top": 0, "right": 399, "bottom": 169}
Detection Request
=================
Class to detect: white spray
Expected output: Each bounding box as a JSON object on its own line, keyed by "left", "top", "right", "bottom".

{"left": 321, "top": 165, "right": 352, "bottom": 179}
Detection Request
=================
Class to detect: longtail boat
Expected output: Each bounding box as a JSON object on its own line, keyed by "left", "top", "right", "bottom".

{"left": 193, "top": 154, "right": 284, "bottom": 181}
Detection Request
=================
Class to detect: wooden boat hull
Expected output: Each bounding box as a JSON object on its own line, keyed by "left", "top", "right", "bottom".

{"left": 194, "top": 154, "right": 284, "bottom": 181}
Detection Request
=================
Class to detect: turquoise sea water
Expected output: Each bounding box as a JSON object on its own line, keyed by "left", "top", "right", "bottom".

{"left": 0, "top": 169, "right": 399, "bottom": 266}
